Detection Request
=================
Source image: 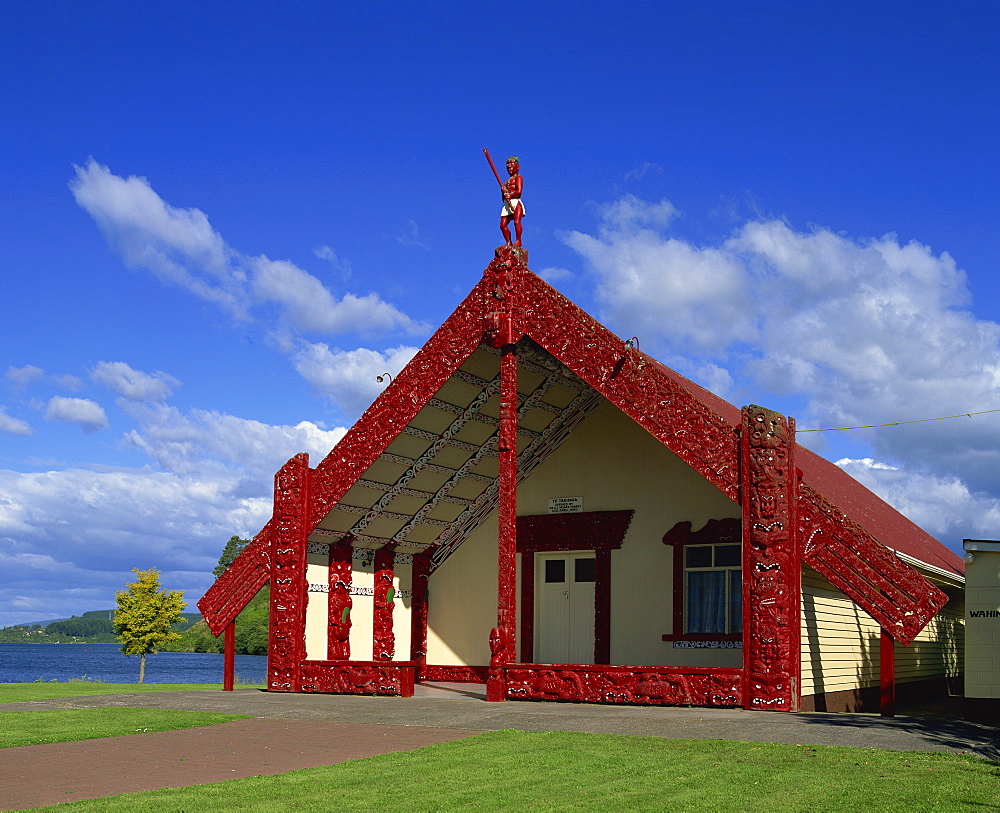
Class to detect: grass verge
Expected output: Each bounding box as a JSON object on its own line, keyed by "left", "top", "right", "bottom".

{"left": 33, "top": 729, "right": 1000, "bottom": 812}
{"left": 0, "top": 682, "right": 259, "bottom": 704}
{"left": 0, "top": 708, "right": 249, "bottom": 748}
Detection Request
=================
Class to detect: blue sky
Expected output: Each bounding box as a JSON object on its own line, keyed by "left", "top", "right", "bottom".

{"left": 2, "top": 2, "right": 998, "bottom": 625}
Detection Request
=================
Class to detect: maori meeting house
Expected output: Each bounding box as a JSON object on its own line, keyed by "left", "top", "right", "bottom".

{"left": 199, "top": 245, "right": 965, "bottom": 713}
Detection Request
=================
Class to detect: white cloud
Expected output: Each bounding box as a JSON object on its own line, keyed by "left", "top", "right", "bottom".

{"left": 71, "top": 159, "right": 424, "bottom": 339}
{"left": 44, "top": 397, "right": 108, "bottom": 433}
{"left": 92, "top": 361, "right": 179, "bottom": 402}
{"left": 835, "top": 457, "right": 1000, "bottom": 543}
{"left": 52, "top": 374, "right": 83, "bottom": 391}
{"left": 6, "top": 365, "right": 44, "bottom": 389}
{"left": 251, "top": 257, "right": 419, "bottom": 336}
{"left": 563, "top": 195, "right": 1000, "bottom": 535}
{"left": 119, "top": 403, "right": 346, "bottom": 482}
{"left": 0, "top": 408, "right": 32, "bottom": 436}
{"left": 291, "top": 342, "right": 419, "bottom": 417}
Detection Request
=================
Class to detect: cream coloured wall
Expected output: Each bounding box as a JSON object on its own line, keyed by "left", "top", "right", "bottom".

{"left": 349, "top": 560, "right": 374, "bottom": 661}
{"left": 965, "top": 548, "right": 1000, "bottom": 700}
{"left": 304, "top": 553, "right": 329, "bottom": 660}
{"left": 801, "top": 566, "right": 964, "bottom": 697}
{"left": 425, "top": 399, "right": 741, "bottom": 668}
{"left": 426, "top": 516, "right": 499, "bottom": 666}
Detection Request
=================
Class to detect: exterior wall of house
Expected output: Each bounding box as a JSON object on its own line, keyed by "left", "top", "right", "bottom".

{"left": 801, "top": 566, "right": 964, "bottom": 711}
{"left": 964, "top": 544, "right": 1000, "bottom": 719}
{"left": 425, "top": 400, "right": 741, "bottom": 669}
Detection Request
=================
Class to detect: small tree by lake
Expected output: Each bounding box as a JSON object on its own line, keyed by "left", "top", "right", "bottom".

{"left": 113, "top": 568, "right": 185, "bottom": 684}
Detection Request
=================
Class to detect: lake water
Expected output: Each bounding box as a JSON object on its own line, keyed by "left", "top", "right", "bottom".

{"left": 0, "top": 643, "right": 267, "bottom": 685}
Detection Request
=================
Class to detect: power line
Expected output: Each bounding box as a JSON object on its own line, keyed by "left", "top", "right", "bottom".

{"left": 798, "top": 408, "right": 1000, "bottom": 433}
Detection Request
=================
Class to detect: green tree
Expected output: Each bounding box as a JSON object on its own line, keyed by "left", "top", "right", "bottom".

{"left": 113, "top": 568, "right": 186, "bottom": 684}
{"left": 213, "top": 535, "right": 250, "bottom": 578}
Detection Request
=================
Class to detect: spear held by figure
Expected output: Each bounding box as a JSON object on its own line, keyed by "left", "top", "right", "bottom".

{"left": 484, "top": 148, "right": 524, "bottom": 246}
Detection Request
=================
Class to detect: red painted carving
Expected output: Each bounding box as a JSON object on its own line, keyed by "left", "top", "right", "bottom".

{"left": 519, "top": 272, "right": 741, "bottom": 502}
{"left": 740, "top": 406, "right": 800, "bottom": 711}
{"left": 798, "top": 484, "right": 948, "bottom": 645}
{"left": 373, "top": 548, "right": 395, "bottom": 660}
{"left": 409, "top": 555, "right": 429, "bottom": 674}
{"left": 268, "top": 454, "right": 310, "bottom": 692}
{"left": 300, "top": 660, "right": 415, "bottom": 697}
{"left": 198, "top": 520, "right": 272, "bottom": 635}
{"left": 487, "top": 348, "right": 519, "bottom": 702}
{"left": 327, "top": 543, "right": 352, "bottom": 660}
{"left": 484, "top": 149, "right": 524, "bottom": 247}
{"left": 504, "top": 664, "right": 742, "bottom": 707}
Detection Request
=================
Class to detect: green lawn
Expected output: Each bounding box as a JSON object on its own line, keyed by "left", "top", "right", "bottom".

{"left": 0, "top": 707, "right": 249, "bottom": 748}
{"left": 30, "top": 729, "right": 1000, "bottom": 812}
{"left": 0, "top": 681, "right": 258, "bottom": 704}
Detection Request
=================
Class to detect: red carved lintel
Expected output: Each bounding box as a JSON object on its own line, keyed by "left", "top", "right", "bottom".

{"left": 268, "top": 453, "right": 310, "bottom": 693}
{"left": 487, "top": 347, "right": 518, "bottom": 702}
{"left": 740, "top": 405, "right": 800, "bottom": 712}
{"left": 327, "top": 543, "right": 352, "bottom": 660}
{"left": 409, "top": 554, "right": 429, "bottom": 678}
{"left": 373, "top": 548, "right": 395, "bottom": 660}
{"left": 504, "top": 663, "right": 742, "bottom": 707}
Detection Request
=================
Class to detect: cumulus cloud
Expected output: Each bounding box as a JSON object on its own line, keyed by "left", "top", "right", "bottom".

{"left": 0, "top": 408, "right": 32, "bottom": 436}
{"left": 6, "top": 365, "right": 44, "bottom": 389}
{"left": 70, "top": 159, "right": 425, "bottom": 339}
{"left": 44, "top": 396, "right": 108, "bottom": 433}
{"left": 0, "top": 465, "right": 273, "bottom": 623}
{"left": 291, "top": 342, "right": 419, "bottom": 417}
{"left": 92, "top": 361, "right": 179, "bottom": 402}
{"left": 119, "top": 402, "right": 346, "bottom": 482}
{"left": 564, "top": 195, "right": 1000, "bottom": 540}
{"left": 836, "top": 458, "right": 1000, "bottom": 544}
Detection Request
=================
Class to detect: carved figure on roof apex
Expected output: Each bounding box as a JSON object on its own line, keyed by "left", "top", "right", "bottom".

{"left": 483, "top": 149, "right": 525, "bottom": 247}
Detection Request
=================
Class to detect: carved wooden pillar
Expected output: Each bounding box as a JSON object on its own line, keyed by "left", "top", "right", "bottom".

{"left": 327, "top": 543, "right": 352, "bottom": 660}
{"left": 487, "top": 346, "right": 518, "bottom": 701}
{"left": 222, "top": 622, "right": 235, "bottom": 691}
{"left": 373, "top": 548, "right": 396, "bottom": 660}
{"left": 268, "top": 453, "right": 310, "bottom": 692}
{"left": 740, "top": 405, "right": 801, "bottom": 711}
{"left": 410, "top": 554, "right": 429, "bottom": 677}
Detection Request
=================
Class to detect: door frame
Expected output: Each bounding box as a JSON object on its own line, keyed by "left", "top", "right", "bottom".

{"left": 516, "top": 510, "right": 634, "bottom": 664}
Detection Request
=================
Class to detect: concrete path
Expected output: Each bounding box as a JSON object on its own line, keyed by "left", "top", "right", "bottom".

{"left": 2, "top": 683, "right": 997, "bottom": 810}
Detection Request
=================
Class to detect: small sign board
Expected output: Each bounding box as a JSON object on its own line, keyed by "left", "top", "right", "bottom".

{"left": 548, "top": 496, "right": 583, "bottom": 514}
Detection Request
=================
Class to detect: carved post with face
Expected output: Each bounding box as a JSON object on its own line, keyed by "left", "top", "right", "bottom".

{"left": 740, "top": 405, "right": 801, "bottom": 711}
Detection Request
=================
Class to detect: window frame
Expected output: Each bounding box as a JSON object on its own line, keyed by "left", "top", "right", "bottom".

{"left": 661, "top": 518, "right": 743, "bottom": 643}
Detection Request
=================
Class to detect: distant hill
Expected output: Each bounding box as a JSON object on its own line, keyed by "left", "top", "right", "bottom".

{"left": 1, "top": 609, "right": 204, "bottom": 643}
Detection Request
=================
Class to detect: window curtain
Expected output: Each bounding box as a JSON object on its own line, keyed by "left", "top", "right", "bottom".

{"left": 687, "top": 570, "right": 726, "bottom": 633}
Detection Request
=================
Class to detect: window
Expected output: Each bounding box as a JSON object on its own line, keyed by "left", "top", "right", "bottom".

{"left": 661, "top": 517, "right": 742, "bottom": 643}
{"left": 684, "top": 544, "right": 741, "bottom": 634}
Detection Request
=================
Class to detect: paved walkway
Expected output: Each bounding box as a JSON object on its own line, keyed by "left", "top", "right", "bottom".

{"left": 1, "top": 683, "right": 997, "bottom": 810}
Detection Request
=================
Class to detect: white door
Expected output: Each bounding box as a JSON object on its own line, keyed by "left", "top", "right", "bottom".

{"left": 536, "top": 552, "right": 596, "bottom": 664}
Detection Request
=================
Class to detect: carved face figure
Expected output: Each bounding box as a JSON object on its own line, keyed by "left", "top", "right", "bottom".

{"left": 506, "top": 159, "right": 519, "bottom": 177}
